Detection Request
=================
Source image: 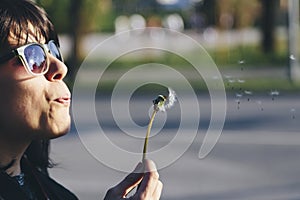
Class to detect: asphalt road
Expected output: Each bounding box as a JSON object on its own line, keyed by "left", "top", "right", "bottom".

{"left": 49, "top": 93, "right": 300, "bottom": 200}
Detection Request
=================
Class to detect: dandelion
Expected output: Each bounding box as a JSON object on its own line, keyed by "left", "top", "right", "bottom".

{"left": 142, "top": 88, "right": 177, "bottom": 161}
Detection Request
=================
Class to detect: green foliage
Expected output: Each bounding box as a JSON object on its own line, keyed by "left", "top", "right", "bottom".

{"left": 36, "top": 0, "right": 115, "bottom": 33}
{"left": 81, "top": 0, "right": 115, "bottom": 32}
{"left": 36, "top": 0, "right": 70, "bottom": 33}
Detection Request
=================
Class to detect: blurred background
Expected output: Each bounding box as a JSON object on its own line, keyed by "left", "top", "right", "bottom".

{"left": 33, "top": 0, "right": 300, "bottom": 199}
{"left": 36, "top": 0, "right": 300, "bottom": 87}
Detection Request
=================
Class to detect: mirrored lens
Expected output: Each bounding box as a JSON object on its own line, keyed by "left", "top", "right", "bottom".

{"left": 48, "top": 41, "right": 63, "bottom": 61}
{"left": 24, "top": 44, "right": 47, "bottom": 74}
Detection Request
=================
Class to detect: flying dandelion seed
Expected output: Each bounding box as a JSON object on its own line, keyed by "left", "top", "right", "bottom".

{"left": 270, "top": 90, "right": 280, "bottom": 96}
{"left": 143, "top": 87, "right": 177, "bottom": 161}
{"left": 235, "top": 99, "right": 241, "bottom": 110}
{"left": 224, "top": 75, "right": 232, "bottom": 85}
{"left": 244, "top": 90, "right": 253, "bottom": 95}
{"left": 270, "top": 90, "right": 280, "bottom": 101}
{"left": 290, "top": 108, "right": 296, "bottom": 119}
{"left": 244, "top": 90, "right": 253, "bottom": 101}
{"left": 256, "top": 100, "right": 264, "bottom": 111}
{"left": 212, "top": 76, "right": 222, "bottom": 87}
{"left": 290, "top": 55, "right": 296, "bottom": 60}
{"left": 212, "top": 75, "right": 221, "bottom": 80}
{"left": 238, "top": 60, "right": 245, "bottom": 64}
{"left": 238, "top": 79, "right": 245, "bottom": 83}
{"left": 228, "top": 79, "right": 236, "bottom": 83}
{"left": 236, "top": 93, "right": 243, "bottom": 98}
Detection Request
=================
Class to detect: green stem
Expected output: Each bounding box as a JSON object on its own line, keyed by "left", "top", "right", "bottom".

{"left": 142, "top": 110, "right": 157, "bottom": 161}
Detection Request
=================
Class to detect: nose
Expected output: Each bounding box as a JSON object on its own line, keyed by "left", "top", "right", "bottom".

{"left": 44, "top": 54, "right": 68, "bottom": 81}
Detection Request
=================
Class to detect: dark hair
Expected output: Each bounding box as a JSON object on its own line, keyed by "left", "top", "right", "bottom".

{"left": 0, "top": 0, "right": 59, "bottom": 53}
{"left": 0, "top": 0, "right": 59, "bottom": 174}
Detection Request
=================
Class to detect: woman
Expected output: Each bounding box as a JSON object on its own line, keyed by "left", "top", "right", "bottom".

{"left": 0, "top": 0, "right": 162, "bottom": 199}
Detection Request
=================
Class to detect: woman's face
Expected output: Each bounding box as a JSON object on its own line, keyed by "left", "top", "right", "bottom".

{"left": 0, "top": 32, "right": 71, "bottom": 140}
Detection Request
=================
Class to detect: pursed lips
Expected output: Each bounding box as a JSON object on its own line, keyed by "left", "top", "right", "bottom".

{"left": 54, "top": 96, "right": 71, "bottom": 106}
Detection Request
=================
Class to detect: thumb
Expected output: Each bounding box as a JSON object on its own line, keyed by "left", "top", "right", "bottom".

{"left": 114, "top": 162, "right": 144, "bottom": 198}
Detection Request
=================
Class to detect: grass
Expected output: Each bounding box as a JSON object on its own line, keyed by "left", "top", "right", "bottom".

{"left": 208, "top": 44, "right": 288, "bottom": 68}
{"left": 78, "top": 43, "right": 288, "bottom": 69}
{"left": 68, "top": 44, "right": 299, "bottom": 94}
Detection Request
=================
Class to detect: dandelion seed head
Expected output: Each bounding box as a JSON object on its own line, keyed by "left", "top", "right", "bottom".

{"left": 153, "top": 95, "right": 166, "bottom": 112}
{"left": 153, "top": 87, "right": 177, "bottom": 112}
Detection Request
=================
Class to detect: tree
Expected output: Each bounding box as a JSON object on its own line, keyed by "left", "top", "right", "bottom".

{"left": 68, "top": 0, "right": 115, "bottom": 81}
{"left": 68, "top": 0, "right": 83, "bottom": 81}
{"left": 260, "top": 0, "right": 279, "bottom": 53}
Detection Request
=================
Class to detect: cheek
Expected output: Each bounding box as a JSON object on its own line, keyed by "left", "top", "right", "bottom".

{"left": 0, "top": 75, "right": 71, "bottom": 138}
{"left": 0, "top": 79, "right": 46, "bottom": 134}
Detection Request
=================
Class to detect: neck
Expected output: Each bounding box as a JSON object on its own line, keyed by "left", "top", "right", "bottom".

{"left": 0, "top": 135, "right": 31, "bottom": 176}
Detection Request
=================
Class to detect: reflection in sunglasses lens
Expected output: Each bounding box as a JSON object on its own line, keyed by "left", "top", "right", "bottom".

{"left": 49, "top": 42, "right": 62, "bottom": 61}
{"left": 24, "top": 45, "right": 47, "bottom": 74}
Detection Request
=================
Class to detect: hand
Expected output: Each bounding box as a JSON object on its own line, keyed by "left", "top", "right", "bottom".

{"left": 104, "top": 159, "right": 163, "bottom": 200}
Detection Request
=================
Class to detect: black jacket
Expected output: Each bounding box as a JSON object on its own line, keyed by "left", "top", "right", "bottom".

{"left": 0, "top": 158, "right": 78, "bottom": 200}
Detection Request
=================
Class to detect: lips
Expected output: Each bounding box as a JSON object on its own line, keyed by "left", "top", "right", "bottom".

{"left": 54, "top": 96, "right": 71, "bottom": 106}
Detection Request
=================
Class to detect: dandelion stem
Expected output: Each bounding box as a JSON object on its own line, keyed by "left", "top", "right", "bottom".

{"left": 142, "top": 110, "right": 157, "bottom": 161}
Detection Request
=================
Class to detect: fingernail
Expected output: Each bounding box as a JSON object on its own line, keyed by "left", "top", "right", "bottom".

{"left": 144, "top": 159, "right": 157, "bottom": 173}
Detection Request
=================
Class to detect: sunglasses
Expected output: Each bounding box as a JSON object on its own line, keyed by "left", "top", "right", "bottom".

{"left": 0, "top": 40, "right": 63, "bottom": 76}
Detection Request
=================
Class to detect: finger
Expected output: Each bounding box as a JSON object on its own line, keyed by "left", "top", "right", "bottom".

{"left": 143, "top": 159, "right": 158, "bottom": 173}
{"left": 136, "top": 159, "right": 160, "bottom": 199}
{"left": 152, "top": 180, "right": 163, "bottom": 200}
{"left": 116, "top": 162, "right": 144, "bottom": 197}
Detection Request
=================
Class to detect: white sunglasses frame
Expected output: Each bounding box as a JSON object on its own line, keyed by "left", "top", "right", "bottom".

{"left": 0, "top": 40, "right": 63, "bottom": 76}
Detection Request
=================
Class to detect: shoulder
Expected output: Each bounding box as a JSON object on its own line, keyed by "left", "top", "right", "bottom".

{"left": 21, "top": 156, "right": 79, "bottom": 200}
{"left": 32, "top": 169, "right": 79, "bottom": 200}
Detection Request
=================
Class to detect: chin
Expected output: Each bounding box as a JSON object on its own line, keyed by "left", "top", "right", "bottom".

{"left": 46, "top": 116, "right": 71, "bottom": 139}
{"left": 49, "top": 125, "right": 70, "bottom": 139}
